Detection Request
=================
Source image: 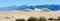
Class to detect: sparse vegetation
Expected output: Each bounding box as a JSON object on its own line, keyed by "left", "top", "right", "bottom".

{"left": 14, "top": 16, "right": 60, "bottom": 21}
{"left": 5, "top": 17, "right": 10, "bottom": 19}
{"left": 27, "top": 16, "right": 39, "bottom": 21}
{"left": 48, "top": 18, "right": 56, "bottom": 21}
{"left": 39, "top": 17, "right": 47, "bottom": 21}
{"left": 15, "top": 19, "right": 25, "bottom": 21}
{"left": 57, "top": 17, "right": 60, "bottom": 20}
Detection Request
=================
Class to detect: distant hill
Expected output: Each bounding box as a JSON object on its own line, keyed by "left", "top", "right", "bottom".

{"left": 0, "top": 5, "right": 60, "bottom": 11}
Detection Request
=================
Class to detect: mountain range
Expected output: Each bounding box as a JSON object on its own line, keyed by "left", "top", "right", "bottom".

{"left": 0, "top": 5, "right": 60, "bottom": 11}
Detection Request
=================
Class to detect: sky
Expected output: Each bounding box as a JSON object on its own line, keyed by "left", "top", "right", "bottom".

{"left": 0, "top": 0, "right": 60, "bottom": 7}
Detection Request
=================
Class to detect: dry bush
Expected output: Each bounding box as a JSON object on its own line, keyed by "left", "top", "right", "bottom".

{"left": 39, "top": 16, "right": 47, "bottom": 21}
{"left": 15, "top": 18, "right": 25, "bottom": 21}
{"left": 27, "top": 16, "right": 39, "bottom": 21}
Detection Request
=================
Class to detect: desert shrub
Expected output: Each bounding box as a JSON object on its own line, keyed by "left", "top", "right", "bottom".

{"left": 57, "top": 17, "right": 60, "bottom": 20}
{"left": 48, "top": 18, "right": 56, "bottom": 20}
{"left": 15, "top": 19, "right": 25, "bottom": 21}
{"left": 39, "top": 17, "right": 47, "bottom": 21}
{"left": 48, "top": 18, "right": 56, "bottom": 21}
{"left": 27, "top": 16, "right": 39, "bottom": 21}
{"left": 5, "top": 17, "right": 10, "bottom": 19}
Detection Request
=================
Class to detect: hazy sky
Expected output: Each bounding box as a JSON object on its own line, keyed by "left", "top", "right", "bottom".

{"left": 0, "top": 0, "right": 60, "bottom": 7}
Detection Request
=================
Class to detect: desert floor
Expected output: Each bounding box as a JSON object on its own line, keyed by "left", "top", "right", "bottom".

{"left": 0, "top": 10, "right": 60, "bottom": 21}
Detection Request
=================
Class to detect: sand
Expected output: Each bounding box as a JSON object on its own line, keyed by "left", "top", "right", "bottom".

{"left": 0, "top": 10, "right": 60, "bottom": 21}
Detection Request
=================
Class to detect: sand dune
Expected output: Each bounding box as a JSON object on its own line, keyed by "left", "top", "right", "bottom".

{"left": 0, "top": 9, "right": 60, "bottom": 21}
